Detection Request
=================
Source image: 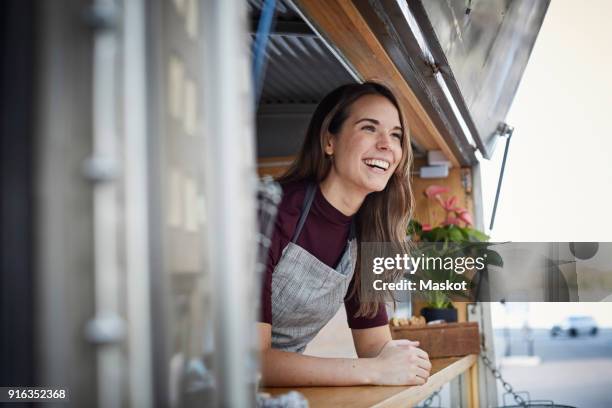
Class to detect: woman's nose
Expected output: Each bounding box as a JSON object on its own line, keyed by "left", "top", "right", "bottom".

{"left": 376, "top": 133, "right": 392, "bottom": 150}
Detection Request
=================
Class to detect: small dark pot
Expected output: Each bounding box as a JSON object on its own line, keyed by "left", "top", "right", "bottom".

{"left": 420, "top": 307, "right": 458, "bottom": 323}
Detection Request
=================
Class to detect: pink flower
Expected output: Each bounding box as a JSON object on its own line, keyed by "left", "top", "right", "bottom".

{"left": 453, "top": 207, "right": 467, "bottom": 214}
{"left": 421, "top": 223, "right": 432, "bottom": 232}
{"left": 457, "top": 211, "right": 473, "bottom": 226}
{"left": 424, "top": 185, "right": 450, "bottom": 199}
{"left": 423, "top": 184, "right": 474, "bottom": 227}
{"left": 442, "top": 196, "right": 458, "bottom": 211}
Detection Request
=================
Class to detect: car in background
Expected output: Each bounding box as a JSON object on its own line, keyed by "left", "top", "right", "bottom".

{"left": 551, "top": 316, "right": 598, "bottom": 337}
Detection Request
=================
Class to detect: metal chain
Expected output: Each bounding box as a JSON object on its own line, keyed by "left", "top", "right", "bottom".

{"left": 419, "top": 351, "right": 529, "bottom": 408}
{"left": 419, "top": 388, "right": 441, "bottom": 408}
{"left": 480, "top": 351, "right": 528, "bottom": 407}
{"left": 419, "top": 353, "right": 529, "bottom": 408}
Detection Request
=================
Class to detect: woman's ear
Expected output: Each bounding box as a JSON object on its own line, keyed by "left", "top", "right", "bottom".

{"left": 324, "top": 132, "right": 335, "bottom": 156}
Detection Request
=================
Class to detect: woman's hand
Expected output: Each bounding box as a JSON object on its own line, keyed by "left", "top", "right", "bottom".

{"left": 371, "top": 339, "right": 432, "bottom": 385}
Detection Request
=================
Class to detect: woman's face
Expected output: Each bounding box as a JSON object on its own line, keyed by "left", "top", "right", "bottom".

{"left": 324, "top": 94, "right": 404, "bottom": 194}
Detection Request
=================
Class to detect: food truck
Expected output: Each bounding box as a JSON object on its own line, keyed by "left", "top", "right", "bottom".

{"left": 0, "top": 0, "right": 549, "bottom": 406}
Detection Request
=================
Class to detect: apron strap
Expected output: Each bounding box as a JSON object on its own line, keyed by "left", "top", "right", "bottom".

{"left": 291, "top": 182, "right": 317, "bottom": 243}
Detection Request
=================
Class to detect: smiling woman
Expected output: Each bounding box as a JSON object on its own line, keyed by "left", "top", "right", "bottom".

{"left": 320, "top": 94, "right": 404, "bottom": 199}
{"left": 258, "top": 82, "right": 432, "bottom": 387}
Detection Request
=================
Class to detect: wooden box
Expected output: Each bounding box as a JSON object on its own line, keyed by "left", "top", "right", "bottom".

{"left": 390, "top": 321, "right": 480, "bottom": 358}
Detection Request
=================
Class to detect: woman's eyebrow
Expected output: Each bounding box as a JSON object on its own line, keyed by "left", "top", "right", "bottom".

{"left": 355, "top": 118, "right": 380, "bottom": 125}
{"left": 355, "top": 118, "right": 403, "bottom": 132}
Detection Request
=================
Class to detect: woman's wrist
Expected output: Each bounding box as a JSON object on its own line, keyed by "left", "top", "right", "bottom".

{"left": 356, "top": 357, "right": 381, "bottom": 385}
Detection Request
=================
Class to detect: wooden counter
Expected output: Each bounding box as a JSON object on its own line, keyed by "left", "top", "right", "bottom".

{"left": 262, "top": 354, "right": 477, "bottom": 408}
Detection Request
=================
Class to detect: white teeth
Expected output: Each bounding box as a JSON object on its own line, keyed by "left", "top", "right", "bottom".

{"left": 363, "top": 159, "right": 390, "bottom": 170}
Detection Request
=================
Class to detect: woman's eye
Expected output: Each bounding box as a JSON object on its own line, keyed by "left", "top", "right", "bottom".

{"left": 362, "top": 125, "right": 376, "bottom": 132}
{"left": 392, "top": 133, "right": 402, "bottom": 139}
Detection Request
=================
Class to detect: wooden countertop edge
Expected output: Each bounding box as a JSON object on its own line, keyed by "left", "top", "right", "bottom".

{"left": 261, "top": 354, "right": 478, "bottom": 407}
{"left": 371, "top": 354, "right": 478, "bottom": 408}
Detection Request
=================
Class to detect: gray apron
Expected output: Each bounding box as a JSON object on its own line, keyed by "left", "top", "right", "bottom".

{"left": 271, "top": 183, "right": 357, "bottom": 353}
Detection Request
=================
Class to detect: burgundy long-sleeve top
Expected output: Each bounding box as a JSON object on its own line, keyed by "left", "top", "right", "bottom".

{"left": 259, "top": 179, "right": 388, "bottom": 329}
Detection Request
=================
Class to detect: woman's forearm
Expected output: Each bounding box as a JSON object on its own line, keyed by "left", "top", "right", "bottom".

{"left": 260, "top": 348, "right": 378, "bottom": 387}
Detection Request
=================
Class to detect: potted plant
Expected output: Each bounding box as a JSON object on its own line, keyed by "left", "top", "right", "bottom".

{"left": 407, "top": 185, "right": 502, "bottom": 322}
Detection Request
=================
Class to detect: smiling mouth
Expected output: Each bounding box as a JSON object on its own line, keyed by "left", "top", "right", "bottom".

{"left": 363, "top": 158, "right": 391, "bottom": 171}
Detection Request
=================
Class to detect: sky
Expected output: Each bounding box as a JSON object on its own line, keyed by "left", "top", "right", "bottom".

{"left": 477, "top": 1, "right": 612, "bottom": 327}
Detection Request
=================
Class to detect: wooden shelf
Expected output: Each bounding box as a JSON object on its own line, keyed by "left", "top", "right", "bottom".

{"left": 262, "top": 354, "right": 477, "bottom": 407}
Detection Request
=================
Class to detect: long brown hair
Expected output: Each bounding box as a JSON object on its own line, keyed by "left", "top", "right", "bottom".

{"left": 278, "top": 82, "right": 414, "bottom": 318}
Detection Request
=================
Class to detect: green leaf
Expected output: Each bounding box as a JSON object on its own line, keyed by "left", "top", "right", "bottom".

{"left": 465, "top": 228, "right": 489, "bottom": 242}
{"left": 433, "top": 227, "right": 449, "bottom": 242}
{"left": 407, "top": 220, "right": 422, "bottom": 236}
{"left": 448, "top": 227, "right": 464, "bottom": 242}
{"left": 485, "top": 249, "right": 504, "bottom": 267}
{"left": 458, "top": 228, "right": 471, "bottom": 241}
{"left": 419, "top": 230, "right": 435, "bottom": 242}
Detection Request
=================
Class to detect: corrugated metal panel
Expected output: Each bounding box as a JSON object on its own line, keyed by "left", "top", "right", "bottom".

{"left": 253, "top": 34, "right": 356, "bottom": 104}
{"left": 247, "top": 0, "right": 297, "bottom": 21}
{"left": 249, "top": 0, "right": 356, "bottom": 105}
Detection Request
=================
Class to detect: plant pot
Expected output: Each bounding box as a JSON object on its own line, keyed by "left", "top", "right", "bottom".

{"left": 420, "top": 307, "right": 458, "bottom": 323}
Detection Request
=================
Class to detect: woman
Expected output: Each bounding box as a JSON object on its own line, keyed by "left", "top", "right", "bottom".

{"left": 258, "top": 82, "right": 431, "bottom": 386}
